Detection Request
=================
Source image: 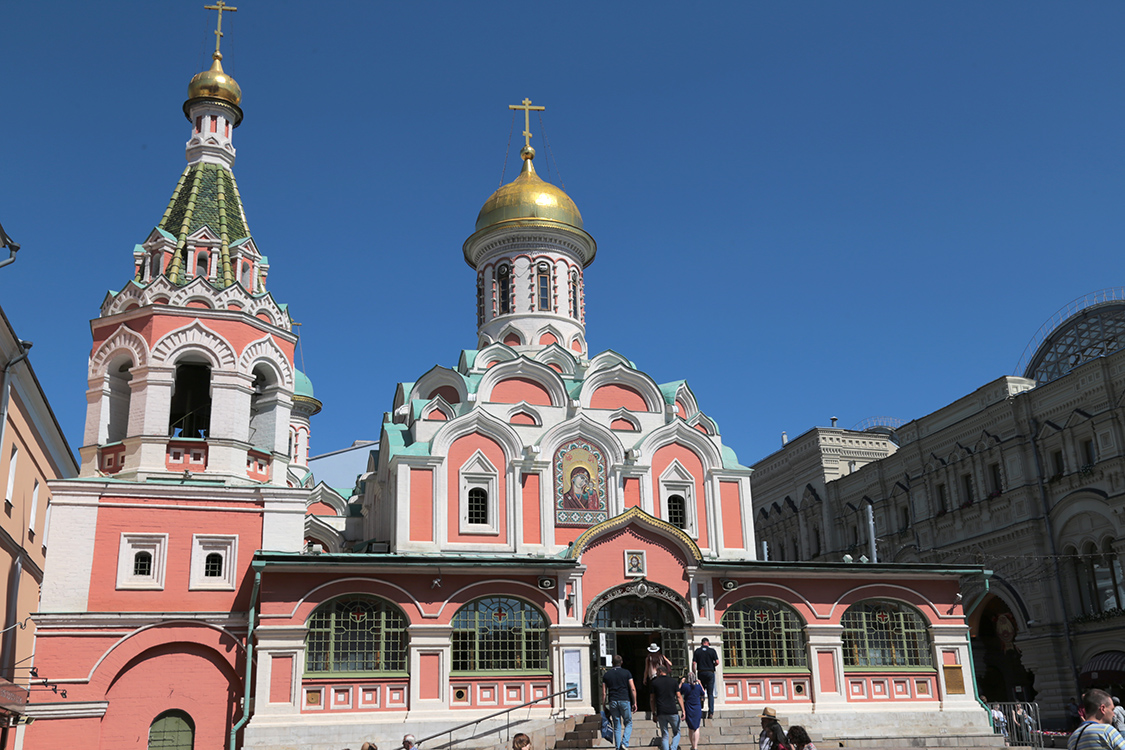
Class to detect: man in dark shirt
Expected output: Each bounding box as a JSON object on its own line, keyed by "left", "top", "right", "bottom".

{"left": 691, "top": 637, "right": 719, "bottom": 719}
{"left": 602, "top": 655, "right": 638, "bottom": 750}
{"left": 650, "top": 665, "right": 684, "bottom": 750}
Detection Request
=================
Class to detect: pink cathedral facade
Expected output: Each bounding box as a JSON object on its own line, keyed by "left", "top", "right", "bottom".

{"left": 23, "top": 29, "right": 993, "bottom": 750}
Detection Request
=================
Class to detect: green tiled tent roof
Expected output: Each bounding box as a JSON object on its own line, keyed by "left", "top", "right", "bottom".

{"left": 157, "top": 163, "right": 250, "bottom": 286}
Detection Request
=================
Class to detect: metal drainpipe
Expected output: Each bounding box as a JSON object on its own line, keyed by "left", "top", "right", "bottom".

{"left": 0, "top": 344, "right": 32, "bottom": 682}
{"left": 230, "top": 567, "right": 262, "bottom": 750}
{"left": 866, "top": 502, "right": 878, "bottom": 563}
{"left": 1028, "top": 416, "right": 1080, "bottom": 697}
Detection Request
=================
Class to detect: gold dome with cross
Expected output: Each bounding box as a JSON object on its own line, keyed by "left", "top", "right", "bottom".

{"left": 186, "top": 2, "right": 242, "bottom": 109}
{"left": 474, "top": 99, "right": 584, "bottom": 232}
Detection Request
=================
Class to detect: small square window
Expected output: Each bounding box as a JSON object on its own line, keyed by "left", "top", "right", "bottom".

{"left": 105, "top": 454, "right": 115, "bottom": 467}
{"left": 192, "top": 451, "right": 203, "bottom": 463}
{"left": 116, "top": 533, "right": 168, "bottom": 590}
{"left": 189, "top": 534, "right": 237, "bottom": 590}
{"left": 172, "top": 450, "right": 182, "bottom": 462}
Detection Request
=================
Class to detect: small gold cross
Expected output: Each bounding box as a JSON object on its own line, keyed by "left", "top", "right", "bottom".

{"left": 508, "top": 98, "right": 545, "bottom": 149}
{"left": 204, "top": 1, "right": 238, "bottom": 55}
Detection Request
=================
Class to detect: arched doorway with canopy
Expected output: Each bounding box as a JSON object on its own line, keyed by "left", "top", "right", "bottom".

{"left": 585, "top": 579, "right": 691, "bottom": 710}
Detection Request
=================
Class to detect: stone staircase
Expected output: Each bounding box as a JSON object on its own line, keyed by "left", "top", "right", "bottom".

{"left": 550, "top": 709, "right": 1006, "bottom": 750}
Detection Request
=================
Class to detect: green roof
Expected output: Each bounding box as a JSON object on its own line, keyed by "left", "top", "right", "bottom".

{"left": 295, "top": 370, "right": 315, "bottom": 399}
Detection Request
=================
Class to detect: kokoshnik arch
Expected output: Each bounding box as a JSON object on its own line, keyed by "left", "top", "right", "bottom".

{"left": 21, "top": 10, "right": 996, "bottom": 750}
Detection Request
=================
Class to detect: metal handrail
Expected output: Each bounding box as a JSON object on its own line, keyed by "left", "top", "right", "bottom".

{"left": 416, "top": 687, "right": 572, "bottom": 749}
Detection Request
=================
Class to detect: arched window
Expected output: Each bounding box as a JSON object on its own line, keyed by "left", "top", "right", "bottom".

{"left": 537, "top": 263, "right": 552, "bottom": 311}
{"left": 841, "top": 599, "right": 933, "bottom": 668}
{"left": 240, "top": 261, "right": 253, "bottom": 290}
{"left": 149, "top": 710, "right": 194, "bottom": 750}
{"left": 249, "top": 365, "right": 280, "bottom": 452}
{"left": 666, "top": 494, "right": 686, "bottom": 530}
{"left": 570, "top": 271, "right": 579, "bottom": 318}
{"left": 305, "top": 596, "right": 408, "bottom": 674}
{"left": 204, "top": 552, "right": 224, "bottom": 578}
{"left": 169, "top": 360, "right": 212, "bottom": 439}
{"left": 497, "top": 265, "right": 511, "bottom": 315}
{"left": 195, "top": 251, "right": 209, "bottom": 279}
{"left": 150, "top": 252, "right": 163, "bottom": 280}
{"left": 467, "top": 487, "right": 489, "bottom": 525}
{"left": 452, "top": 597, "right": 548, "bottom": 672}
{"left": 133, "top": 550, "right": 153, "bottom": 577}
{"left": 722, "top": 598, "right": 808, "bottom": 670}
{"left": 106, "top": 357, "right": 133, "bottom": 443}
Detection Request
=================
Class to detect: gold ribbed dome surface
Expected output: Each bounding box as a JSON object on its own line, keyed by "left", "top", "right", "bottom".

{"left": 187, "top": 52, "right": 242, "bottom": 107}
{"left": 475, "top": 147, "right": 583, "bottom": 232}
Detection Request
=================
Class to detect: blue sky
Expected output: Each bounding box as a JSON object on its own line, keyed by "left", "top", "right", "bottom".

{"left": 3, "top": 2, "right": 1124, "bottom": 469}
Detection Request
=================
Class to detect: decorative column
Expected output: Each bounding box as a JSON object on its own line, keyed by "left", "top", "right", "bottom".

{"left": 805, "top": 624, "right": 848, "bottom": 710}
{"left": 406, "top": 623, "right": 452, "bottom": 719}
{"left": 251, "top": 624, "right": 305, "bottom": 717}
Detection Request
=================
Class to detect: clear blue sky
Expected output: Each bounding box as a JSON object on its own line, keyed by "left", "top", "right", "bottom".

{"left": 3, "top": 2, "right": 1124, "bottom": 469}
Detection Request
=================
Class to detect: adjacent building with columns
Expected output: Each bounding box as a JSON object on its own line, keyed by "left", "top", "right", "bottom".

{"left": 24, "top": 21, "right": 994, "bottom": 750}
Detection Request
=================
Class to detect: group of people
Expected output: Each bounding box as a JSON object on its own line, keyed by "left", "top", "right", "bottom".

{"left": 757, "top": 708, "right": 816, "bottom": 750}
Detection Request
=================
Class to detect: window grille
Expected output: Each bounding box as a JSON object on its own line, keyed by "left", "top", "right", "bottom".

{"left": 204, "top": 552, "right": 224, "bottom": 578}
{"left": 467, "top": 487, "right": 489, "bottom": 525}
{"left": 451, "top": 597, "right": 548, "bottom": 673}
{"left": 666, "top": 494, "right": 686, "bottom": 530}
{"left": 841, "top": 599, "right": 933, "bottom": 668}
{"left": 537, "top": 264, "right": 551, "bottom": 311}
{"left": 133, "top": 551, "right": 153, "bottom": 577}
{"left": 305, "top": 596, "right": 408, "bottom": 674}
{"left": 722, "top": 598, "right": 808, "bottom": 669}
{"left": 498, "top": 266, "right": 511, "bottom": 315}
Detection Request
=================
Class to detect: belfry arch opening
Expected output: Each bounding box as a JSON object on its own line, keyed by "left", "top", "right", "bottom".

{"left": 106, "top": 356, "right": 134, "bottom": 443}
{"left": 169, "top": 360, "right": 212, "bottom": 439}
{"left": 588, "top": 592, "right": 687, "bottom": 710}
{"left": 249, "top": 364, "right": 281, "bottom": 453}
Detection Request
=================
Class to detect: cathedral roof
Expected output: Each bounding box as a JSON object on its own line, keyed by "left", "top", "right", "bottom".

{"left": 186, "top": 52, "right": 243, "bottom": 122}
{"left": 159, "top": 162, "right": 249, "bottom": 244}
{"left": 474, "top": 147, "right": 583, "bottom": 233}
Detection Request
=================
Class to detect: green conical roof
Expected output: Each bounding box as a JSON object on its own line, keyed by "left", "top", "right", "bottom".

{"left": 157, "top": 162, "right": 250, "bottom": 286}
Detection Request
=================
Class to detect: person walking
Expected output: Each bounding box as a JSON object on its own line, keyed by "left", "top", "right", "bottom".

{"left": 644, "top": 643, "right": 673, "bottom": 718}
{"left": 602, "top": 654, "right": 638, "bottom": 750}
{"left": 691, "top": 638, "right": 719, "bottom": 719}
{"left": 758, "top": 707, "right": 787, "bottom": 750}
{"left": 679, "top": 672, "right": 706, "bottom": 750}
{"left": 650, "top": 665, "right": 684, "bottom": 750}
{"left": 1068, "top": 690, "right": 1125, "bottom": 750}
{"left": 1113, "top": 697, "right": 1125, "bottom": 735}
{"left": 787, "top": 725, "right": 816, "bottom": 750}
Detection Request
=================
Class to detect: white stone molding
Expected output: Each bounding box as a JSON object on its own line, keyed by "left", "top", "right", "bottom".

{"left": 606, "top": 408, "right": 640, "bottom": 431}
{"left": 88, "top": 325, "right": 150, "bottom": 380}
{"left": 505, "top": 402, "right": 543, "bottom": 427}
{"left": 115, "top": 533, "right": 168, "bottom": 590}
{"left": 587, "top": 350, "right": 633, "bottom": 372}
{"left": 687, "top": 413, "right": 717, "bottom": 436}
{"left": 476, "top": 358, "right": 569, "bottom": 408}
{"left": 429, "top": 409, "right": 524, "bottom": 462}
{"left": 673, "top": 382, "right": 700, "bottom": 418}
{"left": 473, "top": 342, "right": 519, "bottom": 371}
{"left": 579, "top": 364, "right": 664, "bottom": 413}
{"left": 534, "top": 322, "right": 565, "bottom": 346}
{"left": 421, "top": 396, "right": 456, "bottom": 422}
{"left": 409, "top": 365, "right": 469, "bottom": 405}
{"left": 188, "top": 533, "right": 238, "bottom": 590}
{"left": 533, "top": 343, "right": 579, "bottom": 375}
{"left": 659, "top": 459, "right": 698, "bottom": 537}
{"left": 539, "top": 414, "right": 628, "bottom": 470}
{"left": 304, "top": 515, "right": 344, "bottom": 552}
{"left": 150, "top": 320, "right": 237, "bottom": 369}
{"left": 23, "top": 702, "right": 110, "bottom": 719}
{"left": 636, "top": 420, "right": 725, "bottom": 474}
{"left": 457, "top": 449, "right": 501, "bottom": 536}
{"left": 239, "top": 334, "right": 295, "bottom": 388}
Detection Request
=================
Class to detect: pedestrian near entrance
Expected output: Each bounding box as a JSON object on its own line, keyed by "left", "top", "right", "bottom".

{"left": 787, "top": 725, "right": 816, "bottom": 750}
{"left": 679, "top": 672, "right": 706, "bottom": 750}
{"left": 602, "top": 655, "right": 638, "bottom": 750}
{"left": 650, "top": 665, "right": 684, "bottom": 750}
{"left": 1068, "top": 690, "right": 1125, "bottom": 750}
{"left": 758, "top": 707, "right": 787, "bottom": 750}
{"left": 644, "top": 643, "right": 673, "bottom": 717}
{"left": 691, "top": 638, "right": 719, "bottom": 719}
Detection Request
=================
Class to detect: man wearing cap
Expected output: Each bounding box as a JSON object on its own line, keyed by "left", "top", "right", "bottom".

{"left": 692, "top": 637, "right": 719, "bottom": 719}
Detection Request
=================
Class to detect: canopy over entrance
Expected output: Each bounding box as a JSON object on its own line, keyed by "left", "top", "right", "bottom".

{"left": 1080, "top": 651, "right": 1125, "bottom": 688}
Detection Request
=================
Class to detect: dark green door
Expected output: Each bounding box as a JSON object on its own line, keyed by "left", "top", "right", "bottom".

{"left": 148, "top": 710, "right": 194, "bottom": 750}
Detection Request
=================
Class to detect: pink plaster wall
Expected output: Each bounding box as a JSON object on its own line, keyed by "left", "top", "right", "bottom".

{"left": 651, "top": 443, "right": 708, "bottom": 549}
{"left": 611, "top": 417, "right": 637, "bottom": 431}
{"left": 490, "top": 378, "right": 552, "bottom": 406}
{"left": 91, "top": 313, "right": 295, "bottom": 365}
{"left": 307, "top": 501, "right": 338, "bottom": 517}
{"left": 87, "top": 500, "right": 261, "bottom": 611}
{"left": 271, "top": 655, "right": 294, "bottom": 703}
{"left": 719, "top": 481, "right": 743, "bottom": 548}
{"left": 590, "top": 384, "right": 647, "bottom": 411}
{"left": 503, "top": 333, "right": 523, "bottom": 346}
{"left": 410, "top": 468, "right": 433, "bottom": 543}
{"left": 675, "top": 400, "right": 687, "bottom": 419}
{"left": 420, "top": 653, "right": 441, "bottom": 699}
{"left": 428, "top": 385, "right": 461, "bottom": 404}
{"left": 623, "top": 478, "right": 641, "bottom": 510}
{"left": 522, "top": 473, "right": 541, "bottom": 545}
{"left": 510, "top": 412, "right": 537, "bottom": 426}
{"left": 817, "top": 650, "right": 838, "bottom": 692}
{"left": 447, "top": 434, "right": 507, "bottom": 544}
{"left": 580, "top": 524, "right": 690, "bottom": 602}
{"left": 538, "top": 333, "right": 558, "bottom": 346}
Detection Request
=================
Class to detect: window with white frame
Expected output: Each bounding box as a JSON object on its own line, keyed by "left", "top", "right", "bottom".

{"left": 28, "top": 480, "right": 39, "bottom": 532}
{"left": 116, "top": 533, "right": 168, "bottom": 590}
{"left": 189, "top": 534, "right": 238, "bottom": 590}
{"left": 4, "top": 445, "right": 17, "bottom": 504}
{"left": 659, "top": 461, "right": 697, "bottom": 536}
{"left": 459, "top": 450, "right": 499, "bottom": 535}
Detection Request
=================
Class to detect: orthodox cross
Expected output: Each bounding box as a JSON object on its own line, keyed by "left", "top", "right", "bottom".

{"left": 509, "top": 98, "right": 545, "bottom": 149}
{"left": 204, "top": 1, "right": 238, "bottom": 55}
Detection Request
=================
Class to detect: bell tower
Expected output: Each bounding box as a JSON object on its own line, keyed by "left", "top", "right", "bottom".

{"left": 463, "top": 99, "right": 596, "bottom": 357}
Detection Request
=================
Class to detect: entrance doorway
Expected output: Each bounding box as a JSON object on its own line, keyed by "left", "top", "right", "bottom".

{"left": 589, "top": 595, "right": 687, "bottom": 711}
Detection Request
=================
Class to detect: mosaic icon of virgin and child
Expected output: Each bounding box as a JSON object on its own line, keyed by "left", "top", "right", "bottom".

{"left": 561, "top": 466, "right": 600, "bottom": 510}
{"left": 557, "top": 445, "right": 605, "bottom": 513}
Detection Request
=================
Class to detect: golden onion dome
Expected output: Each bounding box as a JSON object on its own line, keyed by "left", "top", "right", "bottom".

{"left": 475, "top": 146, "right": 583, "bottom": 232}
{"left": 187, "top": 52, "right": 242, "bottom": 107}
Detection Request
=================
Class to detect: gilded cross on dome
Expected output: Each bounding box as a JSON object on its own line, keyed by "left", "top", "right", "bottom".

{"left": 204, "top": 1, "right": 238, "bottom": 55}
{"left": 509, "top": 98, "right": 546, "bottom": 149}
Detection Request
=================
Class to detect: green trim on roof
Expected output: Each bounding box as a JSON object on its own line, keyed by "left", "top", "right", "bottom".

{"left": 721, "top": 445, "right": 748, "bottom": 470}
{"left": 382, "top": 423, "right": 432, "bottom": 459}
{"left": 459, "top": 350, "right": 479, "bottom": 372}
{"left": 566, "top": 380, "right": 583, "bottom": 399}
{"left": 659, "top": 380, "right": 685, "bottom": 405}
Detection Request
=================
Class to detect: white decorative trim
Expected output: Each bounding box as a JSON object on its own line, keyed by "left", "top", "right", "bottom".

{"left": 674, "top": 383, "right": 700, "bottom": 418}
{"left": 533, "top": 343, "right": 579, "bottom": 375}
{"left": 150, "top": 320, "right": 237, "bottom": 369}
{"left": 474, "top": 343, "right": 519, "bottom": 371}
{"left": 116, "top": 533, "right": 167, "bottom": 590}
{"left": 587, "top": 350, "right": 632, "bottom": 372}
{"left": 687, "top": 413, "right": 717, "bottom": 436}
{"left": 430, "top": 410, "right": 524, "bottom": 461}
{"left": 23, "top": 701, "right": 109, "bottom": 719}
{"left": 88, "top": 325, "right": 150, "bottom": 379}
{"left": 659, "top": 459, "right": 697, "bottom": 537}
{"left": 423, "top": 396, "right": 456, "bottom": 422}
{"left": 410, "top": 365, "right": 469, "bottom": 405}
{"left": 239, "top": 334, "right": 295, "bottom": 388}
{"left": 506, "top": 402, "right": 543, "bottom": 427}
{"left": 477, "top": 359, "right": 568, "bottom": 408}
{"left": 580, "top": 364, "right": 664, "bottom": 412}
{"left": 636, "top": 420, "right": 725, "bottom": 473}
{"left": 459, "top": 450, "right": 500, "bottom": 535}
{"left": 189, "top": 534, "right": 238, "bottom": 590}
{"left": 608, "top": 408, "right": 640, "bottom": 431}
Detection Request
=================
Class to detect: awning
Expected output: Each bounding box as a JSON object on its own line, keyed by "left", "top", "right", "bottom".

{"left": 1079, "top": 651, "right": 1125, "bottom": 687}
